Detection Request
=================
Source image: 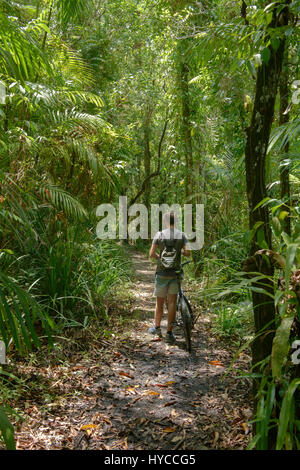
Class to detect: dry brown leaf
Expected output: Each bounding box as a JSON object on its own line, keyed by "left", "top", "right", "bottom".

{"left": 208, "top": 360, "right": 223, "bottom": 366}
{"left": 155, "top": 381, "right": 176, "bottom": 388}
{"left": 171, "top": 435, "right": 183, "bottom": 443}
{"left": 212, "top": 431, "right": 219, "bottom": 447}
{"left": 231, "top": 417, "right": 243, "bottom": 426}
{"left": 163, "top": 427, "right": 177, "bottom": 433}
{"left": 164, "top": 401, "right": 177, "bottom": 407}
{"left": 119, "top": 371, "right": 134, "bottom": 379}
{"left": 242, "top": 422, "right": 249, "bottom": 435}
{"left": 80, "top": 424, "right": 98, "bottom": 431}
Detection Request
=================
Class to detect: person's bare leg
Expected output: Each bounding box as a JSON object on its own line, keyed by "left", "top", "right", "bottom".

{"left": 155, "top": 297, "right": 165, "bottom": 327}
{"left": 167, "top": 294, "right": 177, "bottom": 331}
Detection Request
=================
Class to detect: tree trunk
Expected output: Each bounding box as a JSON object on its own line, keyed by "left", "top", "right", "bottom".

{"left": 244, "top": 4, "right": 289, "bottom": 368}
{"left": 279, "top": 49, "right": 291, "bottom": 235}
{"left": 178, "top": 52, "right": 193, "bottom": 201}
{"left": 143, "top": 104, "right": 153, "bottom": 209}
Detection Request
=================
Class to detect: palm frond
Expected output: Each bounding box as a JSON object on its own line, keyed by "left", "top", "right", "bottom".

{"left": 65, "top": 138, "right": 119, "bottom": 194}
{"left": 54, "top": 44, "right": 96, "bottom": 87}
{"left": 27, "top": 83, "right": 103, "bottom": 109}
{"left": 41, "top": 184, "right": 87, "bottom": 220}
{"left": 268, "top": 116, "right": 300, "bottom": 152}
{"left": 0, "top": 13, "right": 52, "bottom": 82}
{"left": 55, "top": 0, "right": 95, "bottom": 26}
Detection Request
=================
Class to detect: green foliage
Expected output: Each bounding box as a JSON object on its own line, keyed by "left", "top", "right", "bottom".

{"left": 0, "top": 406, "right": 15, "bottom": 450}
{"left": 56, "top": 0, "right": 95, "bottom": 26}
{"left": 0, "top": 10, "right": 52, "bottom": 82}
{"left": 0, "top": 0, "right": 299, "bottom": 451}
{"left": 213, "top": 301, "right": 253, "bottom": 339}
{"left": 277, "top": 379, "right": 300, "bottom": 450}
{"left": 0, "top": 271, "right": 53, "bottom": 354}
{"left": 271, "top": 316, "right": 295, "bottom": 379}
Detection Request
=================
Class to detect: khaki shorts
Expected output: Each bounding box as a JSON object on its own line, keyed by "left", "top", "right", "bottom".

{"left": 154, "top": 274, "right": 179, "bottom": 298}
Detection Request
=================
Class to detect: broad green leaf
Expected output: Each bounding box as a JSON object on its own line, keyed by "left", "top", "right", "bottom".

{"left": 253, "top": 197, "right": 271, "bottom": 212}
{"left": 279, "top": 211, "right": 289, "bottom": 221}
{"left": 271, "top": 37, "right": 280, "bottom": 52}
{"left": 277, "top": 379, "right": 300, "bottom": 450}
{"left": 261, "top": 47, "right": 271, "bottom": 64}
{"left": 285, "top": 244, "right": 298, "bottom": 287}
{"left": 249, "top": 221, "right": 264, "bottom": 242}
{"left": 272, "top": 216, "right": 282, "bottom": 237}
{"left": 271, "top": 316, "right": 294, "bottom": 378}
{"left": 0, "top": 408, "right": 15, "bottom": 450}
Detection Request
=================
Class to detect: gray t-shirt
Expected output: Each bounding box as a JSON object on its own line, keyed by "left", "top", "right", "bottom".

{"left": 153, "top": 228, "right": 189, "bottom": 276}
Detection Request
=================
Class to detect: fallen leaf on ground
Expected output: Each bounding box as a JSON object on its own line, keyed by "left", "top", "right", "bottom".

{"left": 212, "top": 431, "right": 219, "bottom": 447}
{"left": 164, "top": 401, "right": 177, "bottom": 407}
{"left": 242, "top": 422, "right": 249, "bottom": 434}
{"left": 80, "top": 424, "right": 98, "bottom": 431}
{"left": 231, "top": 417, "right": 243, "bottom": 426}
{"left": 155, "top": 381, "right": 176, "bottom": 388}
{"left": 163, "top": 427, "right": 177, "bottom": 433}
{"left": 208, "top": 360, "right": 223, "bottom": 366}
{"left": 119, "top": 371, "right": 134, "bottom": 379}
{"left": 171, "top": 435, "right": 183, "bottom": 443}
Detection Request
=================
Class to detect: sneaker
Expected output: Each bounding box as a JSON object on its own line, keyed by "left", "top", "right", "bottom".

{"left": 148, "top": 326, "right": 162, "bottom": 337}
{"left": 165, "top": 330, "right": 176, "bottom": 344}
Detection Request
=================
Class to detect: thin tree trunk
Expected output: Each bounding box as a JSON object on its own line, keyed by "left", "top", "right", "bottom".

{"left": 178, "top": 52, "right": 193, "bottom": 201}
{"left": 131, "top": 108, "right": 168, "bottom": 207}
{"left": 244, "top": 3, "right": 289, "bottom": 368}
{"left": 279, "top": 49, "right": 291, "bottom": 235}
{"left": 143, "top": 104, "right": 153, "bottom": 209}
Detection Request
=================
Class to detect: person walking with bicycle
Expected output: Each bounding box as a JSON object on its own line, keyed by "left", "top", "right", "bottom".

{"left": 149, "top": 212, "right": 190, "bottom": 344}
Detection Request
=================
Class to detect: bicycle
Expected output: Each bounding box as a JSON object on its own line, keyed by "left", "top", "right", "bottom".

{"left": 175, "top": 260, "right": 194, "bottom": 352}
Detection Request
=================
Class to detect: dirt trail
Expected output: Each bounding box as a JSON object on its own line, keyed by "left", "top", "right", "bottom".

{"left": 72, "top": 250, "right": 252, "bottom": 450}
{"left": 13, "top": 249, "right": 252, "bottom": 450}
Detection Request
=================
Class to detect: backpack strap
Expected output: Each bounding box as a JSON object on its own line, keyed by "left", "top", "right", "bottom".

{"left": 161, "top": 235, "right": 176, "bottom": 248}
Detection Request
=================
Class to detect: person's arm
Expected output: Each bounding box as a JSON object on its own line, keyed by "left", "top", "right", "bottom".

{"left": 181, "top": 233, "right": 191, "bottom": 257}
{"left": 149, "top": 243, "right": 159, "bottom": 260}
{"left": 182, "top": 246, "right": 191, "bottom": 257}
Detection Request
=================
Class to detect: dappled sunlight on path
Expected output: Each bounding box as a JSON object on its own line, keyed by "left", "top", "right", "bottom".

{"left": 12, "top": 249, "right": 252, "bottom": 451}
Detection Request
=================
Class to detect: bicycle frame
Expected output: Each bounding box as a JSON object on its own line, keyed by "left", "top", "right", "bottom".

{"left": 175, "top": 260, "right": 193, "bottom": 351}
{"left": 163, "top": 260, "right": 192, "bottom": 314}
{"left": 176, "top": 260, "right": 192, "bottom": 301}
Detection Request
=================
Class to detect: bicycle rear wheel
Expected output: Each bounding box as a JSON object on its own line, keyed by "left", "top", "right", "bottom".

{"left": 178, "top": 296, "right": 192, "bottom": 352}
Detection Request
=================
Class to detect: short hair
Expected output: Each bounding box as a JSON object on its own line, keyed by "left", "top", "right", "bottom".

{"left": 163, "top": 212, "right": 175, "bottom": 226}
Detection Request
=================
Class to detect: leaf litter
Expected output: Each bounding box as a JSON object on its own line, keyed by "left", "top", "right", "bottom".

{"left": 2, "top": 250, "right": 253, "bottom": 450}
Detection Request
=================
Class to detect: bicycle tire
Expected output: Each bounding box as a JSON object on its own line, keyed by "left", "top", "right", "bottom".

{"left": 178, "top": 296, "right": 192, "bottom": 352}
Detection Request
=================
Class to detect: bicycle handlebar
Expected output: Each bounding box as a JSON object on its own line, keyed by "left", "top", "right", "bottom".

{"left": 181, "top": 260, "right": 192, "bottom": 268}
